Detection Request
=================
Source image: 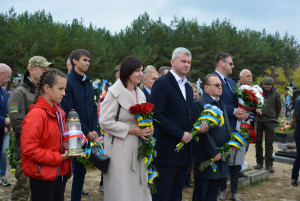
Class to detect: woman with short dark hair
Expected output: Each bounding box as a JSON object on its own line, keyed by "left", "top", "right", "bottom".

{"left": 100, "top": 56, "right": 152, "bottom": 201}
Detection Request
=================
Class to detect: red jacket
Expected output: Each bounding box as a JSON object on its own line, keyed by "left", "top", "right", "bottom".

{"left": 21, "top": 96, "right": 72, "bottom": 181}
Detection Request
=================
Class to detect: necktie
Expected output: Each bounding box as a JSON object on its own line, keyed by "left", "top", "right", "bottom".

{"left": 224, "top": 78, "right": 233, "bottom": 94}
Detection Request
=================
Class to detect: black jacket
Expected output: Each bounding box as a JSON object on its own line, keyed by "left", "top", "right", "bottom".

{"left": 151, "top": 71, "right": 193, "bottom": 166}
{"left": 61, "top": 68, "right": 98, "bottom": 135}
{"left": 193, "top": 91, "right": 231, "bottom": 180}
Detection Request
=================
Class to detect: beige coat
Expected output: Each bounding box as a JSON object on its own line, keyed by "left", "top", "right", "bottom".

{"left": 100, "top": 79, "right": 151, "bottom": 201}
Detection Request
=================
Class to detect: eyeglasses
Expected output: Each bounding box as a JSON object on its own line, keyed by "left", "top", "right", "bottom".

{"left": 207, "top": 83, "right": 223, "bottom": 88}
{"left": 223, "top": 60, "right": 233, "bottom": 66}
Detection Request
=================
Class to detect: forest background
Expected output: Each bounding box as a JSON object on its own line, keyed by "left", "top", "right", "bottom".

{"left": 1, "top": 8, "right": 300, "bottom": 93}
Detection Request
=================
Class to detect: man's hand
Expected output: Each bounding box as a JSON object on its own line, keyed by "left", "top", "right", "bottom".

{"left": 86, "top": 131, "right": 98, "bottom": 141}
{"left": 4, "top": 126, "right": 8, "bottom": 134}
{"left": 236, "top": 112, "right": 250, "bottom": 120}
{"left": 213, "top": 153, "right": 221, "bottom": 161}
{"left": 199, "top": 122, "right": 209, "bottom": 133}
{"left": 256, "top": 109, "right": 262, "bottom": 115}
{"left": 181, "top": 132, "right": 193, "bottom": 144}
{"left": 5, "top": 118, "right": 10, "bottom": 126}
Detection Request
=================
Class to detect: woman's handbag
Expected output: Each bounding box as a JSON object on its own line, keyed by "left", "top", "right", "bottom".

{"left": 88, "top": 146, "right": 110, "bottom": 173}
{"left": 88, "top": 104, "right": 121, "bottom": 173}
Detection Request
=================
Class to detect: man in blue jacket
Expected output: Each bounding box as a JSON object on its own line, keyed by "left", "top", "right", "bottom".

{"left": 151, "top": 47, "right": 208, "bottom": 201}
{"left": 61, "top": 49, "right": 98, "bottom": 201}
{"left": 214, "top": 53, "right": 249, "bottom": 201}
{"left": 0, "top": 63, "right": 11, "bottom": 186}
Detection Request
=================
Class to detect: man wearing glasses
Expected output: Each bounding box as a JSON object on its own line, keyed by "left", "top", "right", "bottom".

{"left": 255, "top": 77, "right": 281, "bottom": 173}
{"left": 192, "top": 74, "right": 231, "bottom": 201}
{"left": 214, "top": 53, "right": 249, "bottom": 201}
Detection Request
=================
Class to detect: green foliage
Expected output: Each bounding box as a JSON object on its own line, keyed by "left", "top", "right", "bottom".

{"left": 0, "top": 8, "right": 299, "bottom": 84}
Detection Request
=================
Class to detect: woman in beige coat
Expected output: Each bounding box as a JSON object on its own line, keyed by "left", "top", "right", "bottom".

{"left": 100, "top": 56, "right": 152, "bottom": 201}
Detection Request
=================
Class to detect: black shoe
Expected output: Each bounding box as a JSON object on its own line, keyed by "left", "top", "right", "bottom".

{"left": 82, "top": 189, "right": 89, "bottom": 195}
{"left": 238, "top": 172, "right": 248, "bottom": 178}
{"left": 292, "top": 179, "right": 298, "bottom": 187}
{"left": 186, "top": 177, "right": 193, "bottom": 187}
{"left": 266, "top": 166, "right": 274, "bottom": 173}
{"left": 254, "top": 164, "right": 263, "bottom": 170}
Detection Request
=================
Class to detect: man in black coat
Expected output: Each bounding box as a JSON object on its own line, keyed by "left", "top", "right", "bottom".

{"left": 61, "top": 49, "right": 98, "bottom": 201}
{"left": 292, "top": 99, "right": 300, "bottom": 187}
{"left": 192, "top": 74, "right": 231, "bottom": 201}
{"left": 151, "top": 47, "right": 208, "bottom": 201}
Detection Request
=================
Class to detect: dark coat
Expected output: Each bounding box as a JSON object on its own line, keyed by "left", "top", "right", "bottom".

{"left": 142, "top": 87, "right": 150, "bottom": 102}
{"left": 193, "top": 91, "right": 231, "bottom": 180}
{"left": 294, "top": 99, "right": 300, "bottom": 139}
{"left": 214, "top": 72, "right": 238, "bottom": 131}
{"left": 150, "top": 71, "right": 193, "bottom": 166}
{"left": 256, "top": 85, "right": 281, "bottom": 122}
{"left": 61, "top": 68, "right": 98, "bottom": 135}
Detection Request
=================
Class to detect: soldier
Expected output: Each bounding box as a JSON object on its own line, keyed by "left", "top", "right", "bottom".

{"left": 8, "top": 56, "right": 52, "bottom": 201}
{"left": 255, "top": 77, "right": 281, "bottom": 173}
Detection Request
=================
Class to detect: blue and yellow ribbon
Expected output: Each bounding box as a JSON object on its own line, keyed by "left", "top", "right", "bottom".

{"left": 233, "top": 132, "right": 247, "bottom": 146}
{"left": 228, "top": 141, "right": 242, "bottom": 148}
{"left": 199, "top": 115, "right": 219, "bottom": 125}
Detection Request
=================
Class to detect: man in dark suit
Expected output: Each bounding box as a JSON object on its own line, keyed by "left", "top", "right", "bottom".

{"left": 142, "top": 67, "right": 159, "bottom": 102}
{"left": 151, "top": 47, "right": 208, "bottom": 201}
{"left": 193, "top": 74, "right": 231, "bottom": 201}
{"left": 214, "top": 53, "right": 249, "bottom": 201}
{"left": 292, "top": 99, "right": 300, "bottom": 187}
{"left": 0, "top": 63, "right": 11, "bottom": 159}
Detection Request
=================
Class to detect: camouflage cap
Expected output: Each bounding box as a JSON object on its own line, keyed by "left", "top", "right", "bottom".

{"left": 27, "top": 56, "right": 54, "bottom": 69}
{"left": 263, "top": 77, "right": 275, "bottom": 85}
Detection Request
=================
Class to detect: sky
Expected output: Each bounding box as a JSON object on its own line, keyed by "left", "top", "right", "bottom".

{"left": 1, "top": 0, "right": 300, "bottom": 42}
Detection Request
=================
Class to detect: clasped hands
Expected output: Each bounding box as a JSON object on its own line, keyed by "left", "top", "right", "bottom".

{"left": 234, "top": 108, "right": 250, "bottom": 120}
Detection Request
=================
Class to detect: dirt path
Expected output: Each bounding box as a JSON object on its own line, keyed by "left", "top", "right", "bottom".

{"left": 0, "top": 142, "right": 299, "bottom": 201}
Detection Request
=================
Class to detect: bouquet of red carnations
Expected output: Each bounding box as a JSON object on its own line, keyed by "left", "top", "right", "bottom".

{"left": 129, "top": 102, "right": 158, "bottom": 194}
{"left": 240, "top": 123, "right": 256, "bottom": 143}
{"left": 235, "top": 85, "right": 264, "bottom": 111}
{"left": 175, "top": 104, "right": 225, "bottom": 153}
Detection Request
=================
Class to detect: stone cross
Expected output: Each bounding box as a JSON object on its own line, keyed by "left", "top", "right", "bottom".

{"left": 266, "top": 68, "right": 285, "bottom": 85}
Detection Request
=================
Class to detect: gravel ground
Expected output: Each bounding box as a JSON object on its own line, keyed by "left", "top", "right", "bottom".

{"left": 0, "top": 142, "right": 299, "bottom": 201}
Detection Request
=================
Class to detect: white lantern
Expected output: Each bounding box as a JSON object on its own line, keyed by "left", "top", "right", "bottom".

{"left": 63, "top": 109, "right": 86, "bottom": 156}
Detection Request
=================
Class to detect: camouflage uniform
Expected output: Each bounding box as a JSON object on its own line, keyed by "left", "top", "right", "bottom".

{"left": 8, "top": 56, "right": 53, "bottom": 201}
{"left": 255, "top": 77, "right": 281, "bottom": 168}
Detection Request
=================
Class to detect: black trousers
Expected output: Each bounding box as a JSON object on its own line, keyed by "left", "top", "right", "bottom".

{"left": 30, "top": 175, "right": 68, "bottom": 201}
{"left": 220, "top": 165, "right": 240, "bottom": 194}
{"left": 152, "top": 165, "right": 188, "bottom": 201}
{"left": 192, "top": 179, "right": 221, "bottom": 201}
{"left": 292, "top": 138, "right": 300, "bottom": 181}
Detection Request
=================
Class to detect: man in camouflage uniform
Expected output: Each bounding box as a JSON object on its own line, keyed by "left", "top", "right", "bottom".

{"left": 8, "top": 56, "right": 53, "bottom": 201}
{"left": 255, "top": 77, "right": 281, "bottom": 173}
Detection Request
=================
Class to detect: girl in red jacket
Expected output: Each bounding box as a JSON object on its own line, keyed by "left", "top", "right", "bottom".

{"left": 21, "top": 69, "right": 72, "bottom": 201}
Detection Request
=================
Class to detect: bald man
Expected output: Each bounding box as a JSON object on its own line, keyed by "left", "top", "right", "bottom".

{"left": 0, "top": 64, "right": 11, "bottom": 186}
{"left": 239, "top": 69, "right": 253, "bottom": 86}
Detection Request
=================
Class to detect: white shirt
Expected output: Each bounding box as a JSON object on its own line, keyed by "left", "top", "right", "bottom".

{"left": 170, "top": 70, "right": 187, "bottom": 100}
{"left": 82, "top": 74, "right": 87, "bottom": 81}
